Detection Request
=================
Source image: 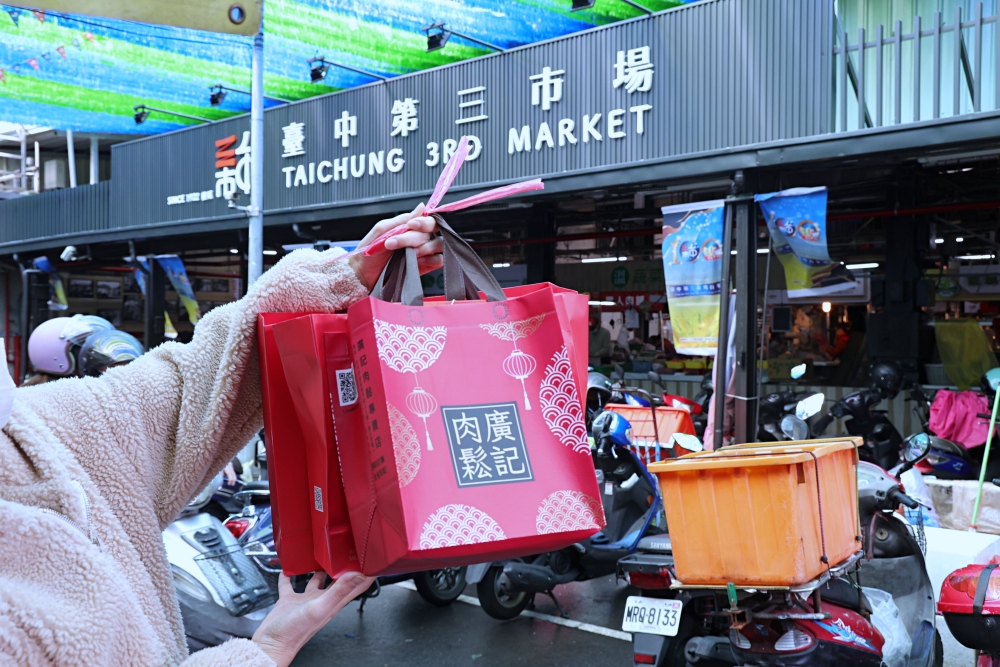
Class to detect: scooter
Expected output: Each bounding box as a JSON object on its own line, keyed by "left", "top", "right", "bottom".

{"left": 757, "top": 390, "right": 825, "bottom": 442}
{"left": 475, "top": 410, "right": 662, "bottom": 620}
{"left": 165, "top": 475, "right": 277, "bottom": 651}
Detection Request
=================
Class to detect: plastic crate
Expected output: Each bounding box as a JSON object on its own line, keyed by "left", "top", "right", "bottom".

{"left": 605, "top": 404, "right": 697, "bottom": 465}
{"left": 648, "top": 438, "right": 861, "bottom": 587}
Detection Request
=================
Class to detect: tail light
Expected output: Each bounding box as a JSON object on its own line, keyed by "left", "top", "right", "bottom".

{"left": 774, "top": 628, "right": 815, "bottom": 652}
{"left": 633, "top": 654, "right": 656, "bottom": 665}
{"left": 626, "top": 566, "right": 673, "bottom": 590}
{"left": 224, "top": 517, "right": 251, "bottom": 539}
{"left": 730, "top": 630, "right": 751, "bottom": 649}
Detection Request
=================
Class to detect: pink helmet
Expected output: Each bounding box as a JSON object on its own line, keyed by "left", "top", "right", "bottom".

{"left": 28, "top": 317, "right": 76, "bottom": 376}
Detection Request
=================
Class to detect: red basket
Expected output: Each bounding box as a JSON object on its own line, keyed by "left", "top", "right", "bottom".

{"left": 605, "top": 404, "right": 697, "bottom": 465}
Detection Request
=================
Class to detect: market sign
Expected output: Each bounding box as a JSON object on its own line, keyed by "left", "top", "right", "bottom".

{"left": 110, "top": 0, "right": 831, "bottom": 229}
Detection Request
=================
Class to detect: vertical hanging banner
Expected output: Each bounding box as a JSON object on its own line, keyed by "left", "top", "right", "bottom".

{"left": 32, "top": 257, "right": 68, "bottom": 310}
{"left": 154, "top": 255, "right": 201, "bottom": 325}
{"left": 755, "top": 187, "right": 856, "bottom": 298}
{"left": 133, "top": 260, "right": 178, "bottom": 339}
{"left": 660, "top": 200, "right": 726, "bottom": 356}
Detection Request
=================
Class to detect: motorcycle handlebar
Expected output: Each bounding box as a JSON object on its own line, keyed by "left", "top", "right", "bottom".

{"left": 812, "top": 413, "right": 835, "bottom": 437}
{"left": 888, "top": 487, "right": 920, "bottom": 510}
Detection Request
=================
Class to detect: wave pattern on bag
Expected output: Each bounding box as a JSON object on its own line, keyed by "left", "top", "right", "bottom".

{"left": 419, "top": 504, "right": 507, "bottom": 549}
{"left": 373, "top": 320, "right": 447, "bottom": 373}
{"left": 539, "top": 346, "right": 589, "bottom": 454}
{"left": 480, "top": 314, "right": 546, "bottom": 411}
{"left": 535, "top": 490, "right": 604, "bottom": 534}
{"left": 388, "top": 403, "right": 421, "bottom": 486}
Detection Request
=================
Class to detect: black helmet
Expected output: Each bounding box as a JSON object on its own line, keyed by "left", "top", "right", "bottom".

{"left": 870, "top": 361, "right": 903, "bottom": 398}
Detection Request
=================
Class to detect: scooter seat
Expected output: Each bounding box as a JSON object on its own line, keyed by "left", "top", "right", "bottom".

{"left": 241, "top": 480, "right": 270, "bottom": 492}
{"left": 818, "top": 577, "right": 872, "bottom": 615}
{"left": 636, "top": 535, "right": 672, "bottom": 554}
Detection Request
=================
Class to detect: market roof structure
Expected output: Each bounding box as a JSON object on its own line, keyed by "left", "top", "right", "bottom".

{"left": 0, "top": 0, "right": 687, "bottom": 135}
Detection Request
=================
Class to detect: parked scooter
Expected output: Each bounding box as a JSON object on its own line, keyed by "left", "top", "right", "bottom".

{"left": 757, "top": 390, "right": 825, "bottom": 442}
{"left": 648, "top": 371, "right": 713, "bottom": 439}
{"left": 166, "top": 475, "right": 277, "bottom": 651}
{"left": 475, "top": 410, "right": 662, "bottom": 620}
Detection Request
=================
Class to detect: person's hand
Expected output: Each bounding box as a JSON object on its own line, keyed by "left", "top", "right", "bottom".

{"left": 222, "top": 462, "right": 238, "bottom": 486}
{"left": 348, "top": 204, "right": 443, "bottom": 290}
{"left": 252, "top": 572, "right": 375, "bottom": 667}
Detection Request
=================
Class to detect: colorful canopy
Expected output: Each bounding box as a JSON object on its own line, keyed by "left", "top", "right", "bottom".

{"left": 0, "top": 0, "right": 686, "bottom": 135}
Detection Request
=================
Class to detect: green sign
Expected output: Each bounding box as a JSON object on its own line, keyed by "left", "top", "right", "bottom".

{"left": 611, "top": 266, "right": 630, "bottom": 288}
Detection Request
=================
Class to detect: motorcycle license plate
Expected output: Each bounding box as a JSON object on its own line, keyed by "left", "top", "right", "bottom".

{"left": 622, "top": 596, "right": 683, "bottom": 636}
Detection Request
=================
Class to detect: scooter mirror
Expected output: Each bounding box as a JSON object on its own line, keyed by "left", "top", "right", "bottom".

{"left": 780, "top": 415, "right": 810, "bottom": 440}
{"left": 669, "top": 432, "right": 704, "bottom": 453}
{"left": 795, "top": 392, "right": 825, "bottom": 420}
{"left": 790, "top": 363, "right": 807, "bottom": 380}
{"left": 902, "top": 432, "right": 931, "bottom": 463}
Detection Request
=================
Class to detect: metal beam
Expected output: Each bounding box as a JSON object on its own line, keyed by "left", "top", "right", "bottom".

{"left": 90, "top": 136, "right": 99, "bottom": 185}
{"left": 66, "top": 129, "right": 77, "bottom": 188}
{"left": 731, "top": 196, "right": 758, "bottom": 444}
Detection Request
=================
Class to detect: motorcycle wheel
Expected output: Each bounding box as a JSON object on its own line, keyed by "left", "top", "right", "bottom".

{"left": 413, "top": 567, "right": 468, "bottom": 606}
{"left": 476, "top": 565, "right": 530, "bottom": 620}
{"left": 932, "top": 630, "right": 943, "bottom": 667}
{"left": 662, "top": 613, "right": 697, "bottom": 667}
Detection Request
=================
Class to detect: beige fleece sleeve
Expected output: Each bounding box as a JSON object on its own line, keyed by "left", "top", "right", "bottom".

{"left": 179, "top": 639, "right": 276, "bottom": 667}
{"left": 18, "top": 247, "right": 368, "bottom": 527}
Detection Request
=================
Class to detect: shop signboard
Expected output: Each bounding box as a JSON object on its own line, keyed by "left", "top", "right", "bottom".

{"left": 660, "top": 201, "right": 725, "bottom": 356}
{"left": 110, "top": 0, "right": 832, "bottom": 230}
{"left": 756, "top": 187, "right": 857, "bottom": 299}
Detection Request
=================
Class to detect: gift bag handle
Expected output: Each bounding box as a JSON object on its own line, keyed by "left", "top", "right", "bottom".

{"left": 371, "top": 215, "right": 506, "bottom": 306}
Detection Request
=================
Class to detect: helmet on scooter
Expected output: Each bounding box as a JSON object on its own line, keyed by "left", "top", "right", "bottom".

{"left": 79, "top": 330, "right": 144, "bottom": 376}
{"left": 27, "top": 317, "right": 77, "bottom": 376}
{"left": 981, "top": 368, "right": 1000, "bottom": 396}
{"left": 870, "top": 361, "right": 904, "bottom": 398}
{"left": 587, "top": 371, "right": 613, "bottom": 402}
{"left": 61, "top": 314, "right": 115, "bottom": 345}
{"left": 591, "top": 410, "right": 632, "bottom": 448}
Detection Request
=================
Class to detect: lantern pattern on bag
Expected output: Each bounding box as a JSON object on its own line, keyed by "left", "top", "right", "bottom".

{"left": 539, "top": 346, "right": 590, "bottom": 454}
{"left": 480, "top": 314, "right": 546, "bottom": 411}
{"left": 374, "top": 319, "right": 447, "bottom": 451}
{"left": 535, "top": 490, "right": 604, "bottom": 534}
{"left": 418, "top": 503, "right": 507, "bottom": 549}
{"left": 388, "top": 403, "right": 421, "bottom": 487}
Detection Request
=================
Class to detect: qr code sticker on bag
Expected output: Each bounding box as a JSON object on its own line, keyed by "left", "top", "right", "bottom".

{"left": 313, "top": 486, "right": 324, "bottom": 512}
{"left": 336, "top": 368, "right": 358, "bottom": 406}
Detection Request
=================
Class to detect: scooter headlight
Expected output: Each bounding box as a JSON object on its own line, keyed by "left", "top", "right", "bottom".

{"left": 774, "top": 628, "right": 815, "bottom": 652}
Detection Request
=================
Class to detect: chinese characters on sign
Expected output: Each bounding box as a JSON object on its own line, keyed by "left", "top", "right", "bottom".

{"left": 167, "top": 131, "right": 251, "bottom": 205}
{"left": 613, "top": 47, "right": 654, "bottom": 93}
{"left": 281, "top": 122, "right": 306, "bottom": 157}
{"left": 390, "top": 98, "right": 419, "bottom": 137}
{"left": 442, "top": 403, "right": 533, "bottom": 488}
{"left": 334, "top": 110, "right": 357, "bottom": 148}
{"left": 456, "top": 86, "right": 487, "bottom": 125}
{"left": 530, "top": 66, "right": 565, "bottom": 111}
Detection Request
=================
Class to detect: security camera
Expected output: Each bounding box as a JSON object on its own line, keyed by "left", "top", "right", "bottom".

{"left": 60, "top": 245, "right": 78, "bottom": 262}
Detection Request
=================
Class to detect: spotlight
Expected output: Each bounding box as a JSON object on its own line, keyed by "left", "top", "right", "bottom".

{"left": 310, "top": 61, "right": 330, "bottom": 83}
{"left": 209, "top": 87, "right": 227, "bottom": 106}
{"left": 134, "top": 106, "right": 150, "bottom": 125}
{"left": 423, "top": 22, "right": 450, "bottom": 52}
{"left": 571, "top": 0, "right": 595, "bottom": 9}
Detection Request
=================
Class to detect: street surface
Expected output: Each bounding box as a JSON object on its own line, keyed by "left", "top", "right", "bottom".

{"left": 293, "top": 575, "right": 632, "bottom": 667}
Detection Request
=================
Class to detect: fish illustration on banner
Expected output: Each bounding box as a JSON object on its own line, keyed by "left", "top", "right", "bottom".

{"left": 133, "top": 260, "right": 178, "bottom": 339}
{"left": 755, "top": 187, "right": 856, "bottom": 298}
{"left": 32, "top": 256, "right": 68, "bottom": 311}
{"left": 660, "top": 201, "right": 726, "bottom": 356}
{"left": 155, "top": 255, "right": 202, "bottom": 326}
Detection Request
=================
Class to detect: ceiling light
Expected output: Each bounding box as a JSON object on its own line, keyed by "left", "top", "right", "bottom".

{"left": 846, "top": 262, "right": 879, "bottom": 270}
{"left": 424, "top": 22, "right": 451, "bottom": 52}
{"left": 730, "top": 250, "right": 737, "bottom": 255}
{"left": 209, "top": 88, "right": 226, "bottom": 107}
{"left": 956, "top": 237, "right": 965, "bottom": 242}
{"left": 263, "top": 249, "right": 277, "bottom": 256}
{"left": 934, "top": 238, "right": 944, "bottom": 244}
{"left": 821, "top": 302, "right": 832, "bottom": 313}
{"left": 581, "top": 256, "right": 623, "bottom": 263}
{"left": 230, "top": 248, "right": 239, "bottom": 254}
{"left": 588, "top": 300, "right": 616, "bottom": 306}
{"left": 957, "top": 254, "right": 996, "bottom": 260}
{"left": 756, "top": 248, "right": 769, "bottom": 254}
{"left": 492, "top": 262, "right": 510, "bottom": 268}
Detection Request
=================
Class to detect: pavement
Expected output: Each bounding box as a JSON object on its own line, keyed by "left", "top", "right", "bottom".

{"left": 292, "top": 575, "right": 632, "bottom": 667}
{"left": 290, "top": 573, "right": 979, "bottom": 667}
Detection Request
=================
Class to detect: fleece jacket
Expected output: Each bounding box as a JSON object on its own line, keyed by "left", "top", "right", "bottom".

{"left": 0, "top": 247, "right": 368, "bottom": 666}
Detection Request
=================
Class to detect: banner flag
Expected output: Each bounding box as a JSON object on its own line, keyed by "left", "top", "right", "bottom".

{"left": 154, "top": 255, "right": 201, "bottom": 326}
{"left": 660, "top": 200, "right": 726, "bottom": 356}
{"left": 755, "top": 187, "right": 856, "bottom": 298}
{"left": 134, "top": 260, "right": 179, "bottom": 339}
{"left": 32, "top": 257, "right": 68, "bottom": 311}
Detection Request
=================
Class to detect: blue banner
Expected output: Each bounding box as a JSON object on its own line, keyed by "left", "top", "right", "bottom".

{"left": 755, "top": 187, "right": 856, "bottom": 298}
{"left": 32, "top": 256, "right": 68, "bottom": 311}
{"left": 660, "top": 200, "right": 726, "bottom": 356}
{"left": 154, "top": 255, "right": 201, "bottom": 326}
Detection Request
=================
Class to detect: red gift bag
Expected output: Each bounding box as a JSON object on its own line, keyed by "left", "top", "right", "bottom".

{"left": 271, "top": 314, "right": 359, "bottom": 578}
{"left": 257, "top": 313, "right": 322, "bottom": 576}
{"left": 342, "top": 221, "right": 604, "bottom": 575}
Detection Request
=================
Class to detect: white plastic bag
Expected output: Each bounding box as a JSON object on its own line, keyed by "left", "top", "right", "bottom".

{"left": 863, "top": 587, "right": 911, "bottom": 667}
{"left": 900, "top": 467, "right": 941, "bottom": 528}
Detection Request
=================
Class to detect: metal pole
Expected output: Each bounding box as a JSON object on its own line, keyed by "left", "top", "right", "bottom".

{"left": 89, "top": 136, "right": 99, "bottom": 185}
{"left": 732, "top": 198, "right": 758, "bottom": 444}
{"left": 66, "top": 129, "right": 77, "bottom": 188}
{"left": 33, "top": 142, "right": 39, "bottom": 193}
{"left": 18, "top": 126, "right": 26, "bottom": 191}
{"left": 713, "top": 202, "right": 735, "bottom": 450}
{"left": 247, "top": 15, "right": 264, "bottom": 286}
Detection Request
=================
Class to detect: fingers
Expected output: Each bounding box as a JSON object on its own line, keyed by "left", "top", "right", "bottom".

{"left": 385, "top": 230, "right": 433, "bottom": 251}
{"left": 362, "top": 204, "right": 427, "bottom": 247}
{"left": 311, "top": 574, "right": 374, "bottom": 623}
{"left": 417, "top": 254, "right": 444, "bottom": 275}
{"left": 305, "top": 571, "right": 329, "bottom": 592}
{"left": 277, "top": 574, "right": 294, "bottom": 598}
{"left": 415, "top": 237, "right": 443, "bottom": 257}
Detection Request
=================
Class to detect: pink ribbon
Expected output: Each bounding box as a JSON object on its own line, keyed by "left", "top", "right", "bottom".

{"left": 351, "top": 136, "right": 545, "bottom": 257}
